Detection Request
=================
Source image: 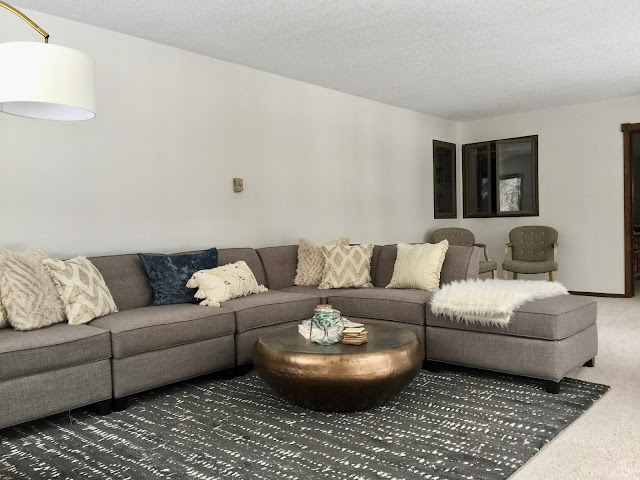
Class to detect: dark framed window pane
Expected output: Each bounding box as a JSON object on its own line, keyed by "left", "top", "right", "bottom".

{"left": 463, "top": 142, "right": 491, "bottom": 216}
{"left": 462, "top": 135, "right": 538, "bottom": 218}
{"left": 496, "top": 137, "right": 538, "bottom": 215}
{"left": 433, "top": 140, "right": 456, "bottom": 219}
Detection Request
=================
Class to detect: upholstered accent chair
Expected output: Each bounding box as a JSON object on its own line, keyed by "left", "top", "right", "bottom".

{"left": 431, "top": 228, "right": 497, "bottom": 278}
{"left": 502, "top": 226, "right": 558, "bottom": 281}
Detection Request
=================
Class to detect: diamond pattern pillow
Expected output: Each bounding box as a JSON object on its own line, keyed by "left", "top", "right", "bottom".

{"left": 0, "top": 249, "right": 66, "bottom": 331}
{"left": 386, "top": 241, "right": 449, "bottom": 291}
{"left": 43, "top": 256, "right": 118, "bottom": 325}
{"left": 186, "top": 261, "right": 268, "bottom": 307}
{"left": 294, "top": 236, "right": 349, "bottom": 286}
{"left": 319, "top": 243, "right": 374, "bottom": 289}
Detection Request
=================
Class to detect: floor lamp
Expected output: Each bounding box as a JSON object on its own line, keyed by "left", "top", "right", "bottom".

{"left": 0, "top": 1, "right": 95, "bottom": 121}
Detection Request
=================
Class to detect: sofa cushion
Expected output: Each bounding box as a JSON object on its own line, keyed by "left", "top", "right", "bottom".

{"left": 294, "top": 237, "right": 350, "bottom": 286}
{"left": 319, "top": 243, "right": 374, "bottom": 289}
{"left": 218, "top": 248, "right": 267, "bottom": 286}
{"left": 138, "top": 248, "right": 219, "bottom": 306}
{"left": 44, "top": 256, "right": 119, "bottom": 325}
{"left": 374, "top": 244, "right": 480, "bottom": 287}
{"left": 426, "top": 295, "right": 596, "bottom": 341}
{"left": 278, "top": 285, "right": 330, "bottom": 303}
{"left": 257, "top": 245, "right": 298, "bottom": 290}
{"left": 386, "top": 241, "right": 449, "bottom": 291}
{"left": 221, "top": 291, "right": 320, "bottom": 332}
{"left": 187, "top": 261, "right": 268, "bottom": 307}
{"left": 90, "top": 304, "right": 235, "bottom": 358}
{"left": 327, "top": 288, "right": 432, "bottom": 326}
{"left": 0, "top": 323, "right": 111, "bottom": 382}
{"left": 0, "top": 249, "right": 66, "bottom": 331}
{"left": 90, "top": 254, "right": 153, "bottom": 312}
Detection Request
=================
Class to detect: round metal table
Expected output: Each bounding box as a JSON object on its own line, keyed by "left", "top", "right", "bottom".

{"left": 252, "top": 324, "right": 423, "bottom": 412}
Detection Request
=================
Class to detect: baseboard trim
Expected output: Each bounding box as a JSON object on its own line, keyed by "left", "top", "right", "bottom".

{"left": 569, "top": 291, "right": 629, "bottom": 298}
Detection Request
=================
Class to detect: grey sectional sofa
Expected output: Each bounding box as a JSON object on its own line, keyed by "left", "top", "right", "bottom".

{"left": 0, "top": 243, "right": 598, "bottom": 429}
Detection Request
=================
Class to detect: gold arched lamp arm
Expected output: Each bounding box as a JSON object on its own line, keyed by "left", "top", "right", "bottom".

{"left": 0, "top": 1, "right": 49, "bottom": 43}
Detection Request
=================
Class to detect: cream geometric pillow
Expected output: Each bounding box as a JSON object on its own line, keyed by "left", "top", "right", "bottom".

{"left": 319, "top": 243, "right": 374, "bottom": 289}
{"left": 386, "top": 240, "right": 449, "bottom": 291}
{"left": 186, "top": 261, "right": 268, "bottom": 307}
{"left": 43, "top": 256, "right": 118, "bottom": 325}
{"left": 294, "top": 236, "right": 349, "bottom": 286}
{"left": 0, "top": 249, "right": 66, "bottom": 331}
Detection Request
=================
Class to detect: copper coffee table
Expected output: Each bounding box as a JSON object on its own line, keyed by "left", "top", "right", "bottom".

{"left": 252, "top": 324, "right": 423, "bottom": 412}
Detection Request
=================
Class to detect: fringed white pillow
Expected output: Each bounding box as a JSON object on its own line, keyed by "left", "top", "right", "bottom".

{"left": 0, "top": 249, "right": 66, "bottom": 331}
{"left": 294, "top": 236, "right": 349, "bottom": 286}
{"left": 386, "top": 241, "right": 449, "bottom": 291}
{"left": 187, "top": 261, "right": 268, "bottom": 307}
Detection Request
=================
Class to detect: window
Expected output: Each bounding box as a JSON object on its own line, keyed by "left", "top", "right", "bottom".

{"left": 462, "top": 135, "right": 538, "bottom": 217}
{"left": 433, "top": 140, "right": 456, "bottom": 218}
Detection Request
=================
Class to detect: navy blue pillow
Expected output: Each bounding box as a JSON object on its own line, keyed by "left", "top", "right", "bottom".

{"left": 138, "top": 248, "right": 219, "bottom": 306}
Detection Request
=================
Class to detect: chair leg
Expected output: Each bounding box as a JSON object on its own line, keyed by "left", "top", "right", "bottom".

{"left": 549, "top": 271, "right": 558, "bottom": 281}
{"left": 491, "top": 270, "right": 496, "bottom": 279}
{"left": 502, "top": 270, "right": 508, "bottom": 280}
{"left": 512, "top": 272, "right": 518, "bottom": 280}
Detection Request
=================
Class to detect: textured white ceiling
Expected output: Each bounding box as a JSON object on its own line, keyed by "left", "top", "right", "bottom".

{"left": 13, "top": 0, "right": 640, "bottom": 120}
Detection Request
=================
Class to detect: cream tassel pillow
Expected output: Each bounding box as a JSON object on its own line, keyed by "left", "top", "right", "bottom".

{"left": 187, "top": 261, "right": 268, "bottom": 307}
{"left": 386, "top": 240, "right": 449, "bottom": 291}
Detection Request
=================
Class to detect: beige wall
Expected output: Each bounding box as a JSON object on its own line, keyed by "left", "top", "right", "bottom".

{"left": 2, "top": 9, "right": 636, "bottom": 294}
{"left": 451, "top": 96, "right": 640, "bottom": 294}
{"left": 0, "top": 10, "right": 457, "bottom": 258}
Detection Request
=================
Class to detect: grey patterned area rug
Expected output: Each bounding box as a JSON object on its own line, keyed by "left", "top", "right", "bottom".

{"left": 0, "top": 368, "right": 608, "bottom": 480}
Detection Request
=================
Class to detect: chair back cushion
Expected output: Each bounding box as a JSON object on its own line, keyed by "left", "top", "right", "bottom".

{"left": 509, "top": 226, "right": 558, "bottom": 262}
{"left": 431, "top": 228, "right": 475, "bottom": 246}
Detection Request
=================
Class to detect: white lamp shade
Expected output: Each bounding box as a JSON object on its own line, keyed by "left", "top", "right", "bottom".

{"left": 0, "top": 41, "right": 95, "bottom": 120}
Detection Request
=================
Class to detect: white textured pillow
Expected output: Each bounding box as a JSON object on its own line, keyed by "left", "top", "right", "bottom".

{"left": 386, "top": 241, "right": 449, "bottom": 291}
{"left": 294, "top": 236, "right": 349, "bottom": 286}
{"left": 187, "top": 261, "right": 268, "bottom": 307}
{"left": 319, "top": 243, "right": 374, "bottom": 289}
{"left": 43, "top": 256, "right": 118, "bottom": 325}
{"left": 0, "top": 249, "right": 66, "bottom": 331}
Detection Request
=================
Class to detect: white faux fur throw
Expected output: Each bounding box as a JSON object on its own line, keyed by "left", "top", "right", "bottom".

{"left": 430, "top": 279, "right": 568, "bottom": 326}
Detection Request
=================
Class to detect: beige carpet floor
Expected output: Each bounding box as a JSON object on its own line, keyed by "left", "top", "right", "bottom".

{"left": 512, "top": 295, "right": 640, "bottom": 480}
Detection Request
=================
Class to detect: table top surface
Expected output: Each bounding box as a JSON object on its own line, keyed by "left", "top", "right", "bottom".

{"left": 256, "top": 324, "right": 417, "bottom": 356}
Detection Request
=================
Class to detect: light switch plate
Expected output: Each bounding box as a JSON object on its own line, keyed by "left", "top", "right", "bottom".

{"left": 233, "top": 178, "right": 244, "bottom": 192}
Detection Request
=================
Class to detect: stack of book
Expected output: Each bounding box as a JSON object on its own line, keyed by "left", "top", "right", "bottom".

{"left": 342, "top": 321, "right": 367, "bottom": 345}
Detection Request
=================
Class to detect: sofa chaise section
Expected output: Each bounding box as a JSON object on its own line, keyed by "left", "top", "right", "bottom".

{"left": 0, "top": 323, "right": 112, "bottom": 429}
{"left": 425, "top": 294, "right": 598, "bottom": 392}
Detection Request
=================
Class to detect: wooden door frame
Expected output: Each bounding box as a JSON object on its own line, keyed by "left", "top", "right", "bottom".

{"left": 622, "top": 123, "right": 640, "bottom": 297}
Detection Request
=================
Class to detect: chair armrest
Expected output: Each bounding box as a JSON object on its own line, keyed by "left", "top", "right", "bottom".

{"left": 504, "top": 243, "right": 513, "bottom": 263}
{"left": 473, "top": 243, "right": 491, "bottom": 262}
